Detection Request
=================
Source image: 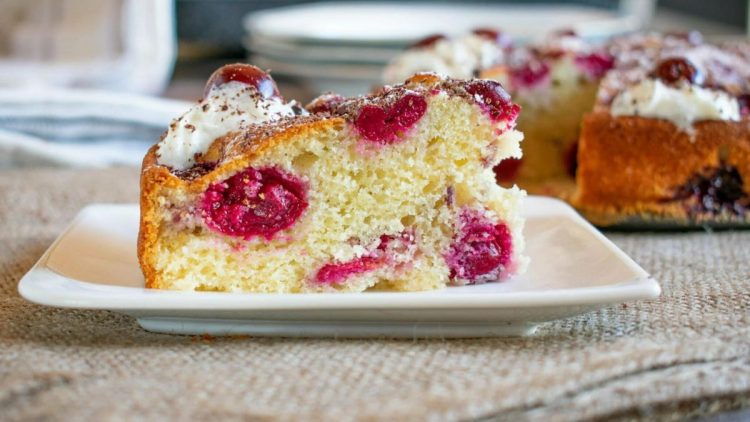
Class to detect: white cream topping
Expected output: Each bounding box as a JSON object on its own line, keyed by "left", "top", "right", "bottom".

{"left": 532, "top": 33, "right": 589, "bottom": 56}
{"left": 383, "top": 34, "right": 504, "bottom": 84}
{"left": 610, "top": 78, "right": 740, "bottom": 131}
{"left": 156, "top": 81, "right": 300, "bottom": 170}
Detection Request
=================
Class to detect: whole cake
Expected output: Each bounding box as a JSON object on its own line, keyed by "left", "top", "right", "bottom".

{"left": 386, "top": 29, "right": 750, "bottom": 227}
{"left": 138, "top": 64, "right": 527, "bottom": 293}
{"left": 574, "top": 32, "right": 750, "bottom": 226}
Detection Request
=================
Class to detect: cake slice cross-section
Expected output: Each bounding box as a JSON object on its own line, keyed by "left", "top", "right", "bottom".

{"left": 138, "top": 64, "right": 527, "bottom": 293}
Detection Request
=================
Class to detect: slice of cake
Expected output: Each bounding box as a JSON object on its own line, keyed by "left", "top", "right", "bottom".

{"left": 481, "top": 30, "right": 614, "bottom": 193}
{"left": 138, "top": 64, "right": 527, "bottom": 293}
{"left": 574, "top": 33, "right": 750, "bottom": 226}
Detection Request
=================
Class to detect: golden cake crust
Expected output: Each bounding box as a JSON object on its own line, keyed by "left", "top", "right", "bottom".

{"left": 574, "top": 112, "right": 750, "bottom": 225}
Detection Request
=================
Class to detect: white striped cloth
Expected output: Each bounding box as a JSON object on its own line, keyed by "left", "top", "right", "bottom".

{"left": 0, "top": 88, "right": 189, "bottom": 168}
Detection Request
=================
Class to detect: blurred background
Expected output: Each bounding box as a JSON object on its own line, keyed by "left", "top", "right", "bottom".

{"left": 0, "top": 0, "right": 748, "bottom": 168}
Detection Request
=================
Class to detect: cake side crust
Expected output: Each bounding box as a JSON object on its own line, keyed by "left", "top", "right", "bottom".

{"left": 574, "top": 113, "right": 750, "bottom": 225}
{"left": 138, "top": 117, "right": 346, "bottom": 289}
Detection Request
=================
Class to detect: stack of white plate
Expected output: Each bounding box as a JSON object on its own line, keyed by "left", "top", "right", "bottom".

{"left": 243, "top": 1, "right": 652, "bottom": 97}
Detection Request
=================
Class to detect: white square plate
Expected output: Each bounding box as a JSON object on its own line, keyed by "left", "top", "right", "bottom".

{"left": 18, "top": 197, "right": 660, "bottom": 338}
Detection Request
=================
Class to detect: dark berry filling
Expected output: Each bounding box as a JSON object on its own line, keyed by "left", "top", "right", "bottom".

{"left": 314, "top": 233, "right": 415, "bottom": 285}
{"left": 472, "top": 28, "right": 513, "bottom": 50}
{"left": 445, "top": 209, "right": 513, "bottom": 284}
{"left": 737, "top": 94, "right": 750, "bottom": 117}
{"left": 651, "top": 57, "right": 704, "bottom": 86}
{"left": 203, "top": 64, "right": 280, "bottom": 99}
{"left": 411, "top": 34, "right": 447, "bottom": 49}
{"left": 494, "top": 157, "right": 523, "bottom": 183}
{"left": 562, "top": 141, "right": 579, "bottom": 178}
{"left": 354, "top": 93, "right": 427, "bottom": 144}
{"left": 574, "top": 52, "right": 615, "bottom": 79}
{"left": 465, "top": 80, "right": 521, "bottom": 123}
{"left": 671, "top": 165, "right": 749, "bottom": 216}
{"left": 201, "top": 167, "right": 307, "bottom": 239}
{"left": 510, "top": 61, "right": 550, "bottom": 90}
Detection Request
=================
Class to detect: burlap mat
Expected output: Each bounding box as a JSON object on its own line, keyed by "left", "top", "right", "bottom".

{"left": 1, "top": 167, "right": 749, "bottom": 421}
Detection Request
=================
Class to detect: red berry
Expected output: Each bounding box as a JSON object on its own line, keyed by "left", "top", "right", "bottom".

{"left": 465, "top": 80, "right": 520, "bottom": 122}
{"left": 472, "top": 28, "right": 513, "bottom": 49}
{"left": 411, "top": 34, "right": 447, "bottom": 49}
{"left": 204, "top": 64, "right": 281, "bottom": 99}
{"left": 201, "top": 167, "right": 307, "bottom": 239}
{"left": 562, "top": 141, "right": 579, "bottom": 178}
{"left": 306, "top": 93, "right": 345, "bottom": 114}
{"left": 494, "top": 157, "right": 523, "bottom": 183}
{"left": 314, "top": 232, "right": 415, "bottom": 285}
{"left": 673, "top": 165, "right": 748, "bottom": 216}
{"left": 315, "top": 257, "right": 381, "bottom": 285}
{"left": 737, "top": 94, "right": 750, "bottom": 117}
{"left": 510, "top": 61, "right": 550, "bottom": 89}
{"left": 651, "top": 58, "right": 704, "bottom": 85}
{"left": 574, "top": 52, "right": 615, "bottom": 79}
{"left": 354, "top": 93, "right": 427, "bottom": 144}
{"left": 445, "top": 209, "right": 513, "bottom": 284}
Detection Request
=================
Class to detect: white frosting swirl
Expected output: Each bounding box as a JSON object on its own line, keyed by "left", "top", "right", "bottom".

{"left": 610, "top": 79, "right": 740, "bottom": 131}
{"left": 156, "top": 81, "right": 299, "bottom": 170}
{"left": 383, "top": 34, "right": 504, "bottom": 84}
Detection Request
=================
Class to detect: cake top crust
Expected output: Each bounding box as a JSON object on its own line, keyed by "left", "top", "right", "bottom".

{"left": 159, "top": 68, "right": 519, "bottom": 181}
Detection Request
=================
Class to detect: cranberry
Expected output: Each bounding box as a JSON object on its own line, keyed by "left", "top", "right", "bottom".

{"left": 494, "top": 158, "right": 523, "bottom": 183}
{"left": 737, "top": 94, "right": 750, "bottom": 117}
{"left": 672, "top": 165, "right": 748, "bottom": 216}
{"left": 354, "top": 93, "right": 427, "bottom": 144}
{"left": 314, "top": 232, "right": 414, "bottom": 285}
{"left": 510, "top": 61, "right": 550, "bottom": 89}
{"left": 411, "top": 34, "right": 447, "bottom": 49}
{"left": 465, "top": 80, "right": 520, "bottom": 122}
{"left": 574, "top": 52, "right": 615, "bottom": 79}
{"left": 651, "top": 58, "right": 704, "bottom": 86}
{"left": 472, "top": 28, "right": 513, "bottom": 49}
{"left": 204, "top": 64, "right": 280, "bottom": 99}
{"left": 201, "top": 167, "right": 307, "bottom": 239}
{"left": 562, "top": 141, "right": 579, "bottom": 178}
{"left": 306, "top": 93, "right": 345, "bottom": 114}
{"left": 445, "top": 209, "right": 513, "bottom": 284}
{"left": 315, "top": 257, "right": 381, "bottom": 285}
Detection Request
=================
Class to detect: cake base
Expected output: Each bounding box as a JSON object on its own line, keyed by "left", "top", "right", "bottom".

{"left": 574, "top": 113, "right": 750, "bottom": 226}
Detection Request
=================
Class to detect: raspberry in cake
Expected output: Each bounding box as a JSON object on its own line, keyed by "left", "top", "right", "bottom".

{"left": 138, "top": 65, "right": 527, "bottom": 293}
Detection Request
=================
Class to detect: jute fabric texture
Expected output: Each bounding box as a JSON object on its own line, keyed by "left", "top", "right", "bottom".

{"left": 1, "top": 168, "right": 749, "bottom": 421}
